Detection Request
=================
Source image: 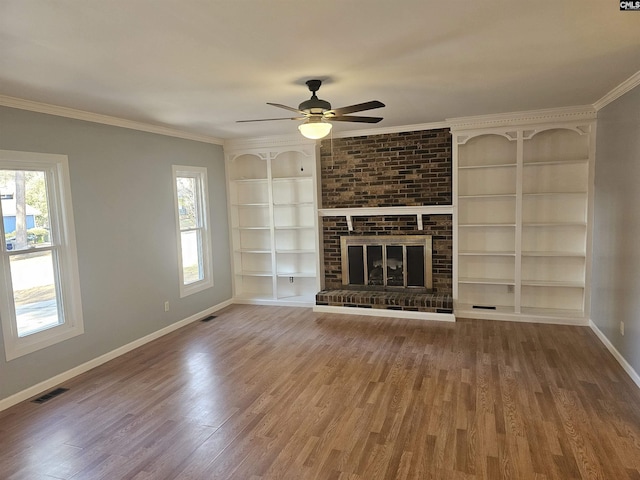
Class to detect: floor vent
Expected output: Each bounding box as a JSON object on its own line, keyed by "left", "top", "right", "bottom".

{"left": 32, "top": 387, "right": 69, "bottom": 404}
{"left": 201, "top": 315, "right": 217, "bottom": 322}
{"left": 472, "top": 305, "right": 497, "bottom": 310}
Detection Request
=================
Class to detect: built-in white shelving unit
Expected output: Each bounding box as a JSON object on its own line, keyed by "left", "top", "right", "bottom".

{"left": 452, "top": 113, "right": 595, "bottom": 324}
{"left": 226, "top": 141, "right": 320, "bottom": 306}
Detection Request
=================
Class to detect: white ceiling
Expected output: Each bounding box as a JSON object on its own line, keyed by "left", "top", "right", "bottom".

{"left": 1, "top": 0, "right": 639, "bottom": 141}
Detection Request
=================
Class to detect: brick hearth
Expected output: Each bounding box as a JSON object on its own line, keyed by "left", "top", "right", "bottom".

{"left": 315, "top": 289, "right": 453, "bottom": 314}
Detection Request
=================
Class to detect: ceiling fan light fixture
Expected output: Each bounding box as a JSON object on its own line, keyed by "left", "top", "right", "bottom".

{"left": 238, "top": 79, "right": 384, "bottom": 136}
{"left": 298, "top": 118, "right": 332, "bottom": 139}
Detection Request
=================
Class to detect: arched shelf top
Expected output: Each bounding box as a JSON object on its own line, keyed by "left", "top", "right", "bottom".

{"left": 228, "top": 147, "right": 314, "bottom": 164}
{"left": 271, "top": 150, "right": 315, "bottom": 179}
{"left": 228, "top": 152, "right": 268, "bottom": 163}
{"left": 523, "top": 127, "right": 590, "bottom": 164}
{"left": 228, "top": 153, "right": 268, "bottom": 180}
{"left": 456, "top": 131, "right": 518, "bottom": 145}
{"left": 523, "top": 124, "right": 591, "bottom": 140}
{"left": 271, "top": 149, "right": 312, "bottom": 160}
{"left": 457, "top": 133, "right": 518, "bottom": 168}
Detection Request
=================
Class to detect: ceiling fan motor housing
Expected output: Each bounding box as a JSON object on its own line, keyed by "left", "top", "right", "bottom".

{"left": 298, "top": 97, "right": 331, "bottom": 114}
{"left": 298, "top": 79, "right": 332, "bottom": 114}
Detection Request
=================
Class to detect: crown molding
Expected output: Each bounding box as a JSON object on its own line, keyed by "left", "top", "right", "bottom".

{"left": 12, "top": 77, "right": 638, "bottom": 147}
{"left": 224, "top": 133, "right": 317, "bottom": 153}
{"left": 593, "top": 70, "right": 640, "bottom": 111}
{"left": 0, "top": 95, "right": 224, "bottom": 145}
{"left": 447, "top": 105, "right": 596, "bottom": 131}
{"left": 224, "top": 120, "right": 452, "bottom": 149}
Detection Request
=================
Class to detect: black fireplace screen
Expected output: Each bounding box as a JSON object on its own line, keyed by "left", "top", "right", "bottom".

{"left": 342, "top": 235, "right": 432, "bottom": 290}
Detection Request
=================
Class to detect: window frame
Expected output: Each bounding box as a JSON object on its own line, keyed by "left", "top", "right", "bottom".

{"left": 0, "top": 150, "right": 84, "bottom": 361}
{"left": 172, "top": 165, "right": 213, "bottom": 297}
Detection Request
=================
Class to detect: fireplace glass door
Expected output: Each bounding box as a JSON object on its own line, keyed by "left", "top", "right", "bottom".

{"left": 341, "top": 235, "right": 432, "bottom": 290}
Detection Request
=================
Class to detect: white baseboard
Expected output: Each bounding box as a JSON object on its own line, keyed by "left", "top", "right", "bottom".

{"left": 589, "top": 319, "right": 640, "bottom": 390}
{"left": 455, "top": 309, "right": 589, "bottom": 326}
{"left": 233, "top": 297, "right": 314, "bottom": 308}
{"left": 0, "top": 298, "right": 233, "bottom": 412}
{"left": 313, "top": 305, "right": 455, "bottom": 323}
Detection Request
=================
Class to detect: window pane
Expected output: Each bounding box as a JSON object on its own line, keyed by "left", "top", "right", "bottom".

{"left": 1, "top": 151, "right": 84, "bottom": 359}
{"left": 9, "top": 251, "right": 62, "bottom": 337}
{"left": 1, "top": 170, "right": 51, "bottom": 252}
{"left": 173, "top": 165, "right": 212, "bottom": 298}
{"left": 176, "top": 176, "right": 198, "bottom": 230}
{"left": 181, "top": 230, "right": 203, "bottom": 285}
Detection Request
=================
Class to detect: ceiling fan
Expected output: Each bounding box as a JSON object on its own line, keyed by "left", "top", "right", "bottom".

{"left": 238, "top": 79, "right": 385, "bottom": 139}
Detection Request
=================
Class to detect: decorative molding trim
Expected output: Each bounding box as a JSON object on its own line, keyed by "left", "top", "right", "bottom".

{"left": 0, "top": 95, "right": 224, "bottom": 145}
{"left": 12, "top": 75, "right": 639, "bottom": 147}
{"left": 589, "top": 320, "right": 640, "bottom": 390}
{"left": 593, "top": 70, "right": 640, "bottom": 111}
{"left": 448, "top": 105, "right": 596, "bottom": 131}
{"left": 0, "top": 298, "right": 233, "bottom": 412}
{"left": 313, "top": 304, "right": 455, "bottom": 323}
{"left": 224, "top": 134, "right": 316, "bottom": 154}
{"left": 226, "top": 121, "right": 452, "bottom": 148}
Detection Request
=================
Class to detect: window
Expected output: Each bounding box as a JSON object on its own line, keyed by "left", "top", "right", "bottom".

{"left": 0, "top": 150, "right": 84, "bottom": 360}
{"left": 172, "top": 165, "right": 213, "bottom": 297}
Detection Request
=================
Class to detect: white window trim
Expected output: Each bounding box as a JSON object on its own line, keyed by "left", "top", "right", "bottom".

{"left": 0, "top": 150, "right": 84, "bottom": 361}
{"left": 172, "top": 165, "right": 214, "bottom": 297}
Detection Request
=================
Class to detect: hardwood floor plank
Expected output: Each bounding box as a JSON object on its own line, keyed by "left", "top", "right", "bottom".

{"left": 1, "top": 305, "right": 640, "bottom": 479}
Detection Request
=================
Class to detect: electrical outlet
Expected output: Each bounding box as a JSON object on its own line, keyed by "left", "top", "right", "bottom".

{"left": 620, "top": 321, "right": 625, "bottom": 336}
{"left": 164, "top": 301, "right": 170, "bottom": 312}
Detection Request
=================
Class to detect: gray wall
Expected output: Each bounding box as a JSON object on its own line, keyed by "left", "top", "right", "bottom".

{"left": 0, "top": 106, "right": 232, "bottom": 401}
{"left": 592, "top": 85, "right": 640, "bottom": 375}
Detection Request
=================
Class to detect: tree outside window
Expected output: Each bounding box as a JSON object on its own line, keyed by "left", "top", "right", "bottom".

{"left": 0, "top": 151, "right": 84, "bottom": 360}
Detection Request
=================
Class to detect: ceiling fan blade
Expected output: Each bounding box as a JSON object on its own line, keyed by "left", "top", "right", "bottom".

{"left": 266, "top": 102, "right": 307, "bottom": 115}
{"left": 327, "top": 100, "right": 385, "bottom": 116}
{"left": 237, "top": 117, "right": 306, "bottom": 123}
{"left": 329, "top": 115, "right": 383, "bottom": 124}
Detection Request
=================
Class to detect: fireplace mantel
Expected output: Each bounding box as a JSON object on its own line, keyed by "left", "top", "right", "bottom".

{"left": 318, "top": 205, "right": 453, "bottom": 231}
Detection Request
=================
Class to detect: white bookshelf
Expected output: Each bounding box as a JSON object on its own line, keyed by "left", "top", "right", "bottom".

{"left": 226, "top": 144, "right": 320, "bottom": 306}
{"left": 453, "top": 121, "right": 594, "bottom": 324}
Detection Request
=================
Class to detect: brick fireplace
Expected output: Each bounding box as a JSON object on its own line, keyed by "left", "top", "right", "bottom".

{"left": 316, "top": 128, "right": 453, "bottom": 316}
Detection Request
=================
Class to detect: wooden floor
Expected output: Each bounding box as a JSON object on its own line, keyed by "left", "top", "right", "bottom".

{"left": 1, "top": 305, "right": 640, "bottom": 479}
